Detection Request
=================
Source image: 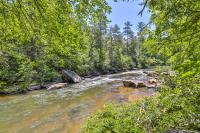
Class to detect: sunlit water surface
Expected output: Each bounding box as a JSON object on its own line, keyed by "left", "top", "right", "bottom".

{"left": 0, "top": 71, "right": 156, "bottom": 133}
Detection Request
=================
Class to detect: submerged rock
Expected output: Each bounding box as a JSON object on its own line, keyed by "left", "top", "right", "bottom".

{"left": 47, "top": 83, "right": 68, "bottom": 90}
{"left": 62, "top": 70, "right": 82, "bottom": 83}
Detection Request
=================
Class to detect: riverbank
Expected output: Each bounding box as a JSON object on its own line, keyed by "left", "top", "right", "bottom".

{"left": 0, "top": 70, "right": 157, "bottom": 133}
{"left": 0, "top": 66, "right": 171, "bottom": 96}
{"left": 0, "top": 68, "right": 137, "bottom": 96}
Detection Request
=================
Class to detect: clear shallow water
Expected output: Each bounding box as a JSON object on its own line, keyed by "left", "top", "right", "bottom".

{"left": 0, "top": 71, "right": 156, "bottom": 133}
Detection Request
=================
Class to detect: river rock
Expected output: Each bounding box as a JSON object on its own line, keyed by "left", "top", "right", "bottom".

{"left": 123, "top": 80, "right": 137, "bottom": 88}
{"left": 109, "top": 68, "right": 118, "bottom": 74}
{"left": 28, "top": 85, "right": 46, "bottom": 91}
{"left": 62, "top": 70, "right": 82, "bottom": 83}
{"left": 169, "top": 71, "right": 176, "bottom": 76}
{"left": 137, "top": 81, "right": 146, "bottom": 88}
{"left": 161, "top": 71, "right": 176, "bottom": 77}
{"left": 146, "top": 84, "right": 157, "bottom": 88}
{"left": 161, "top": 71, "right": 169, "bottom": 75}
{"left": 144, "top": 71, "right": 158, "bottom": 77}
{"left": 148, "top": 78, "right": 157, "bottom": 84}
{"left": 123, "top": 80, "right": 146, "bottom": 88}
{"left": 47, "top": 83, "right": 68, "bottom": 90}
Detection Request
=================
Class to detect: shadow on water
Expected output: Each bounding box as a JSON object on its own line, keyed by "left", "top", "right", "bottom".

{"left": 0, "top": 70, "right": 156, "bottom": 133}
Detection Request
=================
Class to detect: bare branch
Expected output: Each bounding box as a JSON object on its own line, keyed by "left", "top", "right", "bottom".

{"left": 138, "top": 0, "right": 149, "bottom": 16}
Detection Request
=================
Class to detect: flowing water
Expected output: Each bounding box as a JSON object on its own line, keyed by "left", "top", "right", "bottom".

{"left": 0, "top": 70, "right": 156, "bottom": 133}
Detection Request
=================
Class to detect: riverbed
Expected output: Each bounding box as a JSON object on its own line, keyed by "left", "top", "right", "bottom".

{"left": 0, "top": 70, "right": 156, "bottom": 133}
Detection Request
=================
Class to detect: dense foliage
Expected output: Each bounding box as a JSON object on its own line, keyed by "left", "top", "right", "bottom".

{"left": 81, "top": 75, "right": 200, "bottom": 132}
{"left": 1, "top": 0, "right": 199, "bottom": 132}
{"left": 81, "top": 0, "right": 200, "bottom": 132}
{"left": 0, "top": 0, "right": 161, "bottom": 91}
{"left": 0, "top": 0, "right": 109, "bottom": 90}
{"left": 146, "top": 0, "right": 200, "bottom": 77}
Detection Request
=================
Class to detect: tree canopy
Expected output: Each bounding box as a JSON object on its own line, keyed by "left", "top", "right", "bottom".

{"left": 81, "top": 0, "right": 200, "bottom": 132}
{"left": 0, "top": 0, "right": 157, "bottom": 91}
{"left": 146, "top": 0, "right": 200, "bottom": 76}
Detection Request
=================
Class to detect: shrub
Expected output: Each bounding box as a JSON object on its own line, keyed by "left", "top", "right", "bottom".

{"left": 81, "top": 75, "right": 200, "bottom": 133}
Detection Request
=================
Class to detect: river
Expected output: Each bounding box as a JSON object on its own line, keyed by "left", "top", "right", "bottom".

{"left": 0, "top": 70, "right": 156, "bottom": 133}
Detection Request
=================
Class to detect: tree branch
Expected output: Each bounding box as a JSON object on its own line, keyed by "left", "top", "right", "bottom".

{"left": 138, "top": 0, "right": 149, "bottom": 16}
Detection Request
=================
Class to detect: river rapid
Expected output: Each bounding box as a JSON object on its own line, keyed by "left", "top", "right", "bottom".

{"left": 0, "top": 70, "right": 156, "bottom": 133}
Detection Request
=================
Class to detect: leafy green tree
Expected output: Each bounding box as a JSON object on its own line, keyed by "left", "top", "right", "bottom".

{"left": 137, "top": 22, "right": 146, "bottom": 42}
{"left": 0, "top": 0, "right": 111, "bottom": 90}
{"left": 108, "top": 24, "right": 132, "bottom": 69}
{"left": 82, "top": 0, "right": 200, "bottom": 132}
{"left": 146, "top": 0, "right": 200, "bottom": 76}
{"left": 89, "top": 16, "right": 110, "bottom": 72}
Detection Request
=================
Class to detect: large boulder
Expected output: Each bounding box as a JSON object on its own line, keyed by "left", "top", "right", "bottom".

{"left": 47, "top": 83, "right": 68, "bottom": 90}
{"left": 62, "top": 70, "right": 82, "bottom": 83}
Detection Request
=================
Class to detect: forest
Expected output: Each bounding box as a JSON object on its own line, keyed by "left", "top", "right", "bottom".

{"left": 0, "top": 0, "right": 199, "bottom": 133}
{"left": 0, "top": 0, "right": 163, "bottom": 92}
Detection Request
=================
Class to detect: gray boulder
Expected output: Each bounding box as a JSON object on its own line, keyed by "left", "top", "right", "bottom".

{"left": 62, "top": 70, "right": 82, "bottom": 83}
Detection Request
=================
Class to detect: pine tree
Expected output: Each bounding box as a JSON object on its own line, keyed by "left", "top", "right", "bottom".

{"left": 123, "top": 21, "right": 134, "bottom": 55}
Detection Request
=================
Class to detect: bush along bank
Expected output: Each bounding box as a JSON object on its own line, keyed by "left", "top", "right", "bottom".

{"left": 81, "top": 74, "right": 200, "bottom": 133}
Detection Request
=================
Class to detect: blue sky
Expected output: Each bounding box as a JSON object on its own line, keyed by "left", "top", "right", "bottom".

{"left": 107, "top": 0, "right": 151, "bottom": 32}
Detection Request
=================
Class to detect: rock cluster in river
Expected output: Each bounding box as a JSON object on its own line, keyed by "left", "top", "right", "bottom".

{"left": 123, "top": 70, "right": 160, "bottom": 88}
{"left": 123, "top": 80, "right": 146, "bottom": 88}
{"left": 1, "top": 69, "right": 175, "bottom": 95}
